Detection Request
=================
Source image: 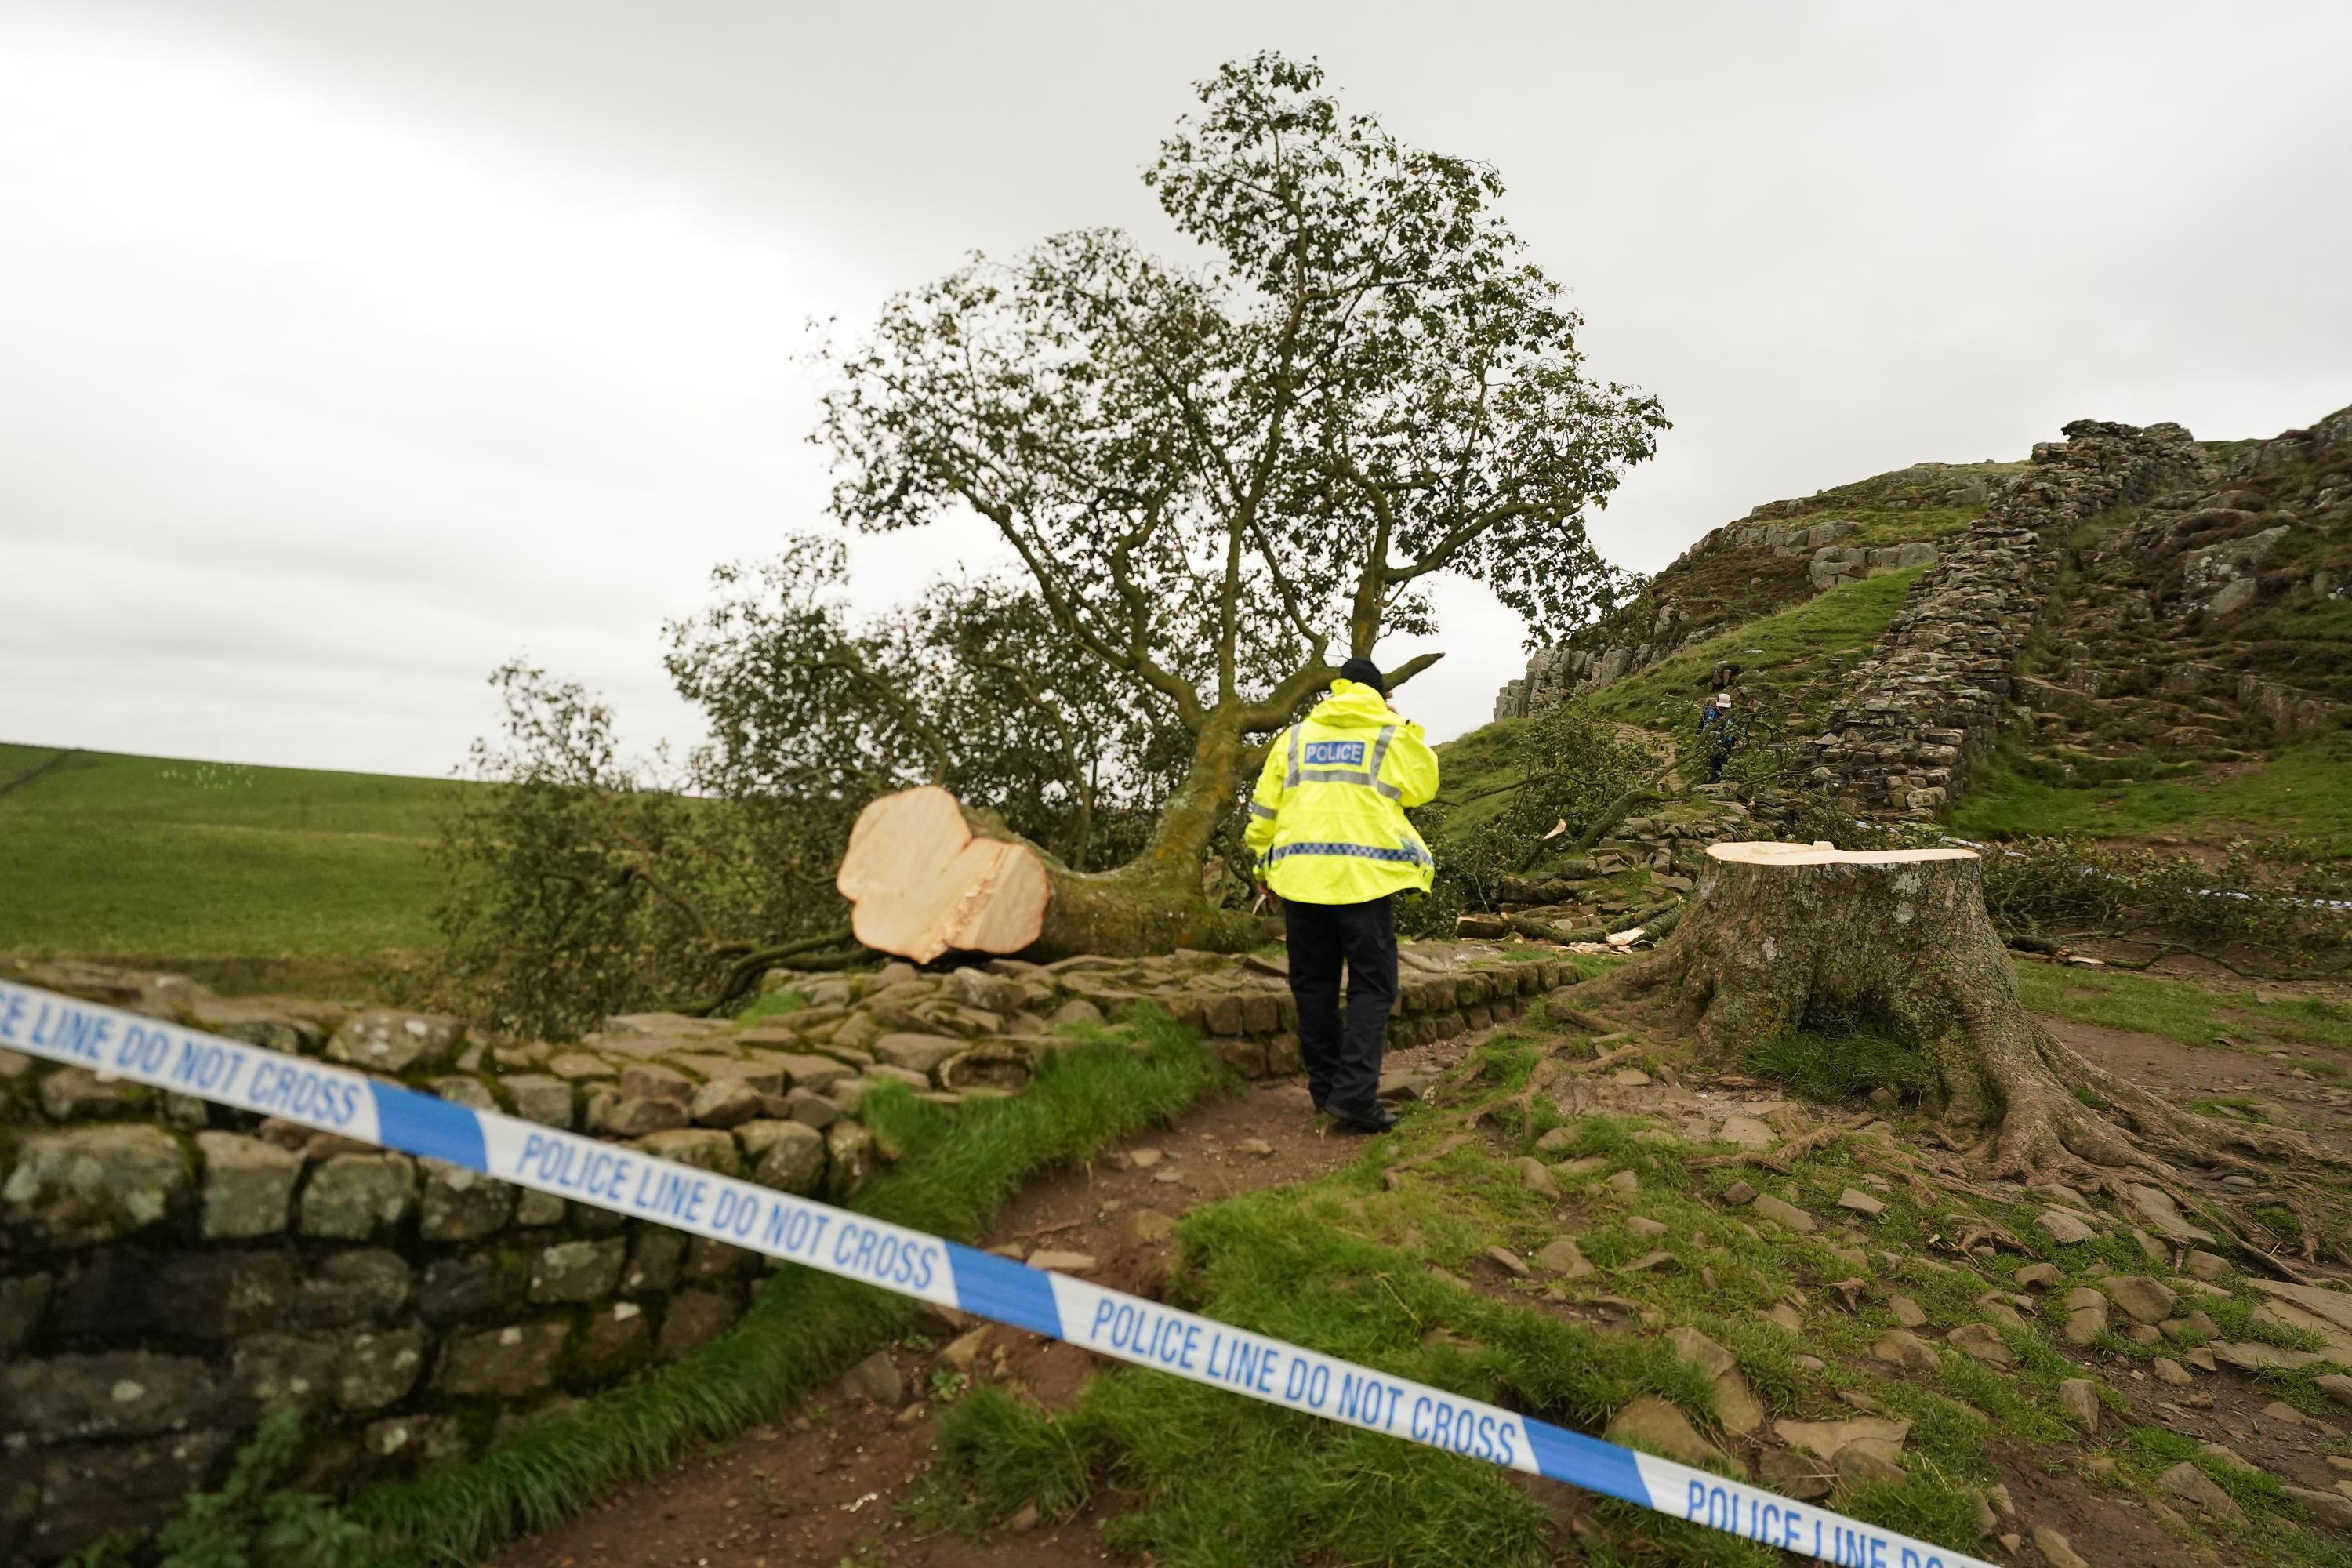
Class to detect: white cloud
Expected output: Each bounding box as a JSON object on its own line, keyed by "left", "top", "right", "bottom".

{"left": 2, "top": 1, "right": 2348, "bottom": 771}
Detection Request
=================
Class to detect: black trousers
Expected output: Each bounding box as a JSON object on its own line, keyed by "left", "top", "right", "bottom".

{"left": 1283, "top": 895, "right": 1397, "bottom": 1122}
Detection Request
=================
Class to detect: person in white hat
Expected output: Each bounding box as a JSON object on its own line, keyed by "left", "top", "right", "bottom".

{"left": 1698, "top": 690, "right": 1738, "bottom": 782}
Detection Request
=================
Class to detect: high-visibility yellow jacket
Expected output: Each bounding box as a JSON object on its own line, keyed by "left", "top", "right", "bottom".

{"left": 1244, "top": 680, "right": 1440, "bottom": 904}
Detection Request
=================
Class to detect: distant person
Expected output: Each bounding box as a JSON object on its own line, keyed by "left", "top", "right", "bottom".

{"left": 1699, "top": 690, "right": 1738, "bottom": 782}
{"left": 1245, "top": 657, "right": 1439, "bottom": 1135}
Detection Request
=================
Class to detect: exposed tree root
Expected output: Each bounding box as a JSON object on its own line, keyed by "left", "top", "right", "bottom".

{"left": 1381, "top": 1131, "right": 1479, "bottom": 1190}
{"left": 1581, "top": 840, "right": 2352, "bottom": 1277}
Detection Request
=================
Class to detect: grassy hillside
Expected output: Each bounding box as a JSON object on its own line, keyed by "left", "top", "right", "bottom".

{"left": 0, "top": 742, "right": 457, "bottom": 967}
{"left": 1438, "top": 568, "right": 1925, "bottom": 816}
{"left": 1945, "top": 728, "right": 2352, "bottom": 858}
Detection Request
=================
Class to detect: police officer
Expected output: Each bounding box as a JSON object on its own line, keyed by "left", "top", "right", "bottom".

{"left": 1243, "top": 658, "right": 1439, "bottom": 1134}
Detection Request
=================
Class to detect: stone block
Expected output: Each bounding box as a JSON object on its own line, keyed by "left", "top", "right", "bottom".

{"left": 418, "top": 1160, "right": 516, "bottom": 1241}
{"left": 27, "top": 1430, "right": 235, "bottom": 1559}
{"left": 427, "top": 1075, "right": 499, "bottom": 1112}
{"left": 622, "top": 1229, "right": 688, "bottom": 1295}
{"left": 633, "top": 1127, "right": 744, "bottom": 1177}
{"left": 38, "top": 1065, "right": 153, "bottom": 1121}
{"left": 361, "top": 1414, "right": 470, "bottom": 1475}
{"left": 690, "top": 1077, "right": 764, "bottom": 1128}
{"left": 2, "top": 1124, "right": 191, "bottom": 1247}
{"left": 825, "top": 1122, "right": 875, "bottom": 1200}
{"left": 743, "top": 1048, "right": 856, "bottom": 1100}
{"left": 326, "top": 1008, "right": 464, "bottom": 1075}
{"left": 437, "top": 1320, "right": 569, "bottom": 1398}
{"left": 2107, "top": 1276, "right": 2180, "bottom": 1325}
{"left": 1200, "top": 993, "right": 1246, "bottom": 1035}
{"left": 3, "top": 1350, "right": 223, "bottom": 1443}
{"left": 503, "top": 1073, "right": 575, "bottom": 1127}
{"left": 744, "top": 1119, "right": 826, "bottom": 1195}
{"left": 336, "top": 1327, "right": 429, "bottom": 1412}
{"left": 576, "top": 1300, "right": 652, "bottom": 1374}
{"left": 530, "top": 1237, "right": 627, "bottom": 1304}
{"left": 670, "top": 1052, "right": 786, "bottom": 1091}
{"left": 514, "top": 1187, "right": 565, "bottom": 1226}
{"left": 77, "top": 1253, "right": 297, "bottom": 1342}
{"left": 1219, "top": 1037, "right": 1269, "bottom": 1076}
{"left": 299, "top": 1152, "right": 416, "bottom": 1240}
{"left": 685, "top": 1236, "right": 756, "bottom": 1282}
{"left": 872, "top": 1033, "right": 964, "bottom": 1075}
{"left": 227, "top": 1332, "right": 340, "bottom": 1415}
{"left": 589, "top": 1093, "right": 688, "bottom": 1137}
{"left": 619, "top": 1062, "right": 695, "bottom": 1102}
{"left": 2, "top": 1272, "right": 53, "bottom": 1359}
{"left": 544, "top": 1051, "right": 616, "bottom": 1082}
{"left": 194, "top": 1131, "right": 300, "bottom": 1239}
{"left": 572, "top": 1197, "right": 626, "bottom": 1232}
{"left": 656, "top": 1288, "right": 741, "bottom": 1362}
{"left": 781, "top": 1087, "right": 840, "bottom": 1128}
{"left": 417, "top": 1251, "right": 529, "bottom": 1325}
{"left": 294, "top": 1249, "right": 412, "bottom": 1328}
{"left": 1239, "top": 992, "right": 1281, "bottom": 1033}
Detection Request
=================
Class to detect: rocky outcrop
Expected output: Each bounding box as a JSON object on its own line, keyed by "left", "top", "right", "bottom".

{"left": 1808, "top": 539, "right": 1938, "bottom": 592}
{"left": 0, "top": 946, "right": 1569, "bottom": 1560}
{"left": 1784, "top": 420, "right": 2207, "bottom": 815}
{"left": 1494, "top": 507, "right": 1948, "bottom": 721}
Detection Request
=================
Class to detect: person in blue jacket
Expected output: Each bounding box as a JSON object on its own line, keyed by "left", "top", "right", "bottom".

{"left": 1698, "top": 690, "right": 1738, "bottom": 783}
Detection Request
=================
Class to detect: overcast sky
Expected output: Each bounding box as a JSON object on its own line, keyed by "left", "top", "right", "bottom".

{"left": 5, "top": 1, "right": 2349, "bottom": 776}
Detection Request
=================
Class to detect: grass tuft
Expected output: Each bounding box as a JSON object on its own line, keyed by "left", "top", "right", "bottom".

{"left": 1749, "top": 1027, "right": 1931, "bottom": 1102}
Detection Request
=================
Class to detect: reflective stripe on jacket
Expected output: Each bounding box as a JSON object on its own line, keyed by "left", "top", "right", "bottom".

{"left": 1243, "top": 680, "right": 1439, "bottom": 904}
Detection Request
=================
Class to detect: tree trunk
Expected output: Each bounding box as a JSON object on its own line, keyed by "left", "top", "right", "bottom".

{"left": 836, "top": 786, "right": 1268, "bottom": 964}
{"left": 1594, "top": 841, "right": 2323, "bottom": 1185}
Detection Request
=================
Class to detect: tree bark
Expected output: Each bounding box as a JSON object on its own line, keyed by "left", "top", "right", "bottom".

{"left": 836, "top": 786, "right": 1269, "bottom": 964}
{"left": 1593, "top": 841, "right": 2325, "bottom": 1185}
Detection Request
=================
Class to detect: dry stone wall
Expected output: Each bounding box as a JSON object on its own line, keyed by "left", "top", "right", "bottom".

{"left": 0, "top": 945, "right": 1570, "bottom": 1560}
{"left": 1783, "top": 420, "right": 2207, "bottom": 815}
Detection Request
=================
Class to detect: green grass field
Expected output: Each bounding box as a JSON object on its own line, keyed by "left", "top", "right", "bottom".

{"left": 0, "top": 741, "right": 458, "bottom": 964}
{"left": 1944, "top": 728, "right": 2352, "bottom": 858}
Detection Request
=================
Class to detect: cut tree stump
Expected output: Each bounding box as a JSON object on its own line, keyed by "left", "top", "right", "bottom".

{"left": 1593, "top": 840, "right": 2336, "bottom": 1193}
{"left": 835, "top": 785, "right": 1265, "bottom": 964}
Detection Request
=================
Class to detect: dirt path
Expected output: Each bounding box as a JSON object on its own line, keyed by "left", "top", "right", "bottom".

{"left": 486, "top": 1010, "right": 2340, "bottom": 1568}
{"left": 487, "top": 1032, "right": 1473, "bottom": 1568}
{"left": 2038, "top": 1014, "right": 2352, "bottom": 1160}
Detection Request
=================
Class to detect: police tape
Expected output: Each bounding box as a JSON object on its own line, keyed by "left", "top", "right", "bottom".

{"left": 0, "top": 979, "right": 1992, "bottom": 1568}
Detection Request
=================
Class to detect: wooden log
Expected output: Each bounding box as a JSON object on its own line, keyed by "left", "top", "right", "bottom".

{"left": 835, "top": 785, "right": 1267, "bottom": 964}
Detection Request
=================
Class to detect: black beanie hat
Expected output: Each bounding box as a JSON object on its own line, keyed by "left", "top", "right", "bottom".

{"left": 1338, "top": 656, "right": 1387, "bottom": 695}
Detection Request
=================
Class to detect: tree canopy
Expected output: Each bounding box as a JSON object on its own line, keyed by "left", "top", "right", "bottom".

{"left": 436, "top": 53, "right": 1668, "bottom": 1030}
{"left": 816, "top": 51, "right": 1666, "bottom": 867}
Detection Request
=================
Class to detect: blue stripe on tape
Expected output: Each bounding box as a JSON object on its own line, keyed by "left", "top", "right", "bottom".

{"left": 370, "top": 1082, "right": 488, "bottom": 1171}
{"left": 946, "top": 1242, "right": 1063, "bottom": 1338}
{"left": 1523, "top": 1417, "right": 1653, "bottom": 1508}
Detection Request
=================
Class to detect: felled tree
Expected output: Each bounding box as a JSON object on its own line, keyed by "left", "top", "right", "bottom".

{"left": 435, "top": 662, "right": 863, "bottom": 1039}
{"left": 667, "top": 539, "right": 1185, "bottom": 873}
{"left": 1589, "top": 841, "right": 2347, "bottom": 1261}
{"left": 815, "top": 53, "right": 1666, "bottom": 957}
